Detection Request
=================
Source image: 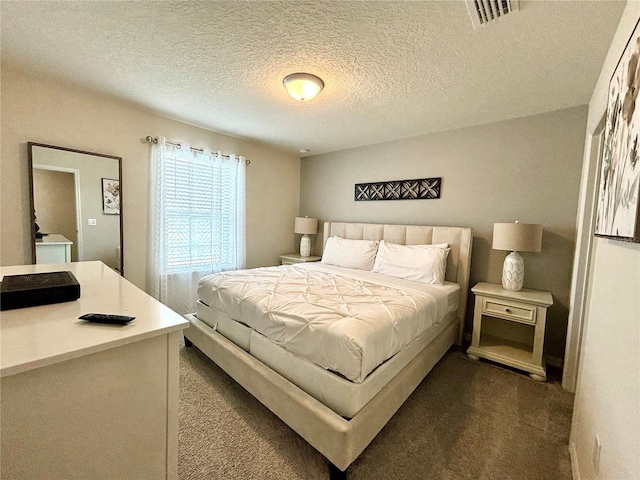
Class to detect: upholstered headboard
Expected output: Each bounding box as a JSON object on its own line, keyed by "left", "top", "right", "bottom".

{"left": 322, "top": 222, "right": 473, "bottom": 345}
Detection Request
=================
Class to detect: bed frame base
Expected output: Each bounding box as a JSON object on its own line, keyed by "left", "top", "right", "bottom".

{"left": 183, "top": 314, "right": 458, "bottom": 473}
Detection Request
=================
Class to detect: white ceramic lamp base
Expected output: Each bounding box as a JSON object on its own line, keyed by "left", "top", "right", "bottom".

{"left": 300, "top": 234, "right": 311, "bottom": 257}
{"left": 502, "top": 251, "right": 524, "bottom": 291}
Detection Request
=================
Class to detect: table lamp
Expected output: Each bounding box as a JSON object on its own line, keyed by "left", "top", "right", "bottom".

{"left": 294, "top": 216, "right": 318, "bottom": 257}
{"left": 492, "top": 221, "right": 543, "bottom": 291}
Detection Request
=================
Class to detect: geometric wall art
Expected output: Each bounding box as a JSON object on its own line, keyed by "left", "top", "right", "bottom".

{"left": 355, "top": 177, "right": 441, "bottom": 201}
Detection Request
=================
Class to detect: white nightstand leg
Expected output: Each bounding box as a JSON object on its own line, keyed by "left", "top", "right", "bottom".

{"left": 531, "top": 306, "right": 547, "bottom": 368}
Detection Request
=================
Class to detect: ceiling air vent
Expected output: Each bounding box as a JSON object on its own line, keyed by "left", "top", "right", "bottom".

{"left": 465, "top": 0, "right": 519, "bottom": 29}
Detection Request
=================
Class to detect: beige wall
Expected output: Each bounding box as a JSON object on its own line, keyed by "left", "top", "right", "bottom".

{"left": 1, "top": 66, "right": 300, "bottom": 289}
{"left": 570, "top": 3, "right": 640, "bottom": 479}
{"left": 300, "top": 106, "right": 587, "bottom": 361}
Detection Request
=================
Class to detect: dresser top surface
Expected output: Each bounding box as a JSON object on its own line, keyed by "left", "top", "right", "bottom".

{"left": 1, "top": 261, "right": 188, "bottom": 377}
{"left": 36, "top": 234, "right": 73, "bottom": 245}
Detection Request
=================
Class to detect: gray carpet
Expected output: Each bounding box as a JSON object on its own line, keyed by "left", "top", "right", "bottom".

{"left": 179, "top": 346, "right": 574, "bottom": 479}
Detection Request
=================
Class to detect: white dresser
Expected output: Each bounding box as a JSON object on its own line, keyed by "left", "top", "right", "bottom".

{"left": 0, "top": 261, "right": 188, "bottom": 480}
{"left": 35, "top": 233, "right": 72, "bottom": 263}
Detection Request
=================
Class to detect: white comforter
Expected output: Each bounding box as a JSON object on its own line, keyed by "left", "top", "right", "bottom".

{"left": 197, "top": 263, "right": 451, "bottom": 383}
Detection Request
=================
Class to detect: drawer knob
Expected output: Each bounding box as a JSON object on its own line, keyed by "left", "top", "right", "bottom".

{"left": 505, "top": 308, "right": 511, "bottom": 313}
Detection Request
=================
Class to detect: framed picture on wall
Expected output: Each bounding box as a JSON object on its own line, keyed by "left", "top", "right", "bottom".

{"left": 102, "top": 178, "right": 120, "bottom": 215}
{"left": 595, "top": 18, "right": 640, "bottom": 243}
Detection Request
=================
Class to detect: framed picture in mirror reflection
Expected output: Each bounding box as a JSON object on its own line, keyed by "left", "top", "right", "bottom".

{"left": 102, "top": 178, "right": 120, "bottom": 215}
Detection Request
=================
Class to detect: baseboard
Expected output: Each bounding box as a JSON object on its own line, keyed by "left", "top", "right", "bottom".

{"left": 569, "top": 441, "right": 581, "bottom": 480}
{"left": 545, "top": 355, "right": 564, "bottom": 369}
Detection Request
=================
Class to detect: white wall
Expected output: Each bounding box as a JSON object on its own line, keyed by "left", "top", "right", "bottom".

{"left": 1, "top": 66, "right": 301, "bottom": 290}
{"left": 300, "top": 106, "right": 588, "bottom": 361}
{"left": 570, "top": 4, "right": 640, "bottom": 479}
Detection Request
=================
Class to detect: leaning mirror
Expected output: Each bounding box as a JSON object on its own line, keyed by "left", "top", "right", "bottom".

{"left": 28, "top": 142, "right": 123, "bottom": 275}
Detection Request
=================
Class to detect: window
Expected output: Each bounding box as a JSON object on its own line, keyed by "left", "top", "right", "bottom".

{"left": 148, "top": 139, "right": 245, "bottom": 314}
{"left": 165, "top": 153, "right": 240, "bottom": 272}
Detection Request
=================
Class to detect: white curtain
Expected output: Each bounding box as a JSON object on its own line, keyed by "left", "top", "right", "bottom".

{"left": 147, "top": 137, "right": 246, "bottom": 314}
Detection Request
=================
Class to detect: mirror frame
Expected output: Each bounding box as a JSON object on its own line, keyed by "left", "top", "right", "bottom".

{"left": 28, "top": 142, "right": 124, "bottom": 275}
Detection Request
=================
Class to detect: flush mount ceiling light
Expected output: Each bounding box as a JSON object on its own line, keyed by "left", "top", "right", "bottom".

{"left": 283, "top": 73, "right": 324, "bottom": 101}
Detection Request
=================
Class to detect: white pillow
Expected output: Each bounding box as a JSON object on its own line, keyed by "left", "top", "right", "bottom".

{"left": 321, "top": 236, "right": 379, "bottom": 271}
{"left": 427, "top": 243, "right": 449, "bottom": 249}
{"left": 372, "top": 240, "right": 450, "bottom": 285}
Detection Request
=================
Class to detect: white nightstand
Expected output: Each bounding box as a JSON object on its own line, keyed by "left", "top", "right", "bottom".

{"left": 279, "top": 253, "right": 322, "bottom": 265}
{"left": 466, "top": 282, "right": 553, "bottom": 381}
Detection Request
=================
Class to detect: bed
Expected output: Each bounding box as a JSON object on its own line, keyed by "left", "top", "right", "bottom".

{"left": 184, "top": 221, "right": 472, "bottom": 477}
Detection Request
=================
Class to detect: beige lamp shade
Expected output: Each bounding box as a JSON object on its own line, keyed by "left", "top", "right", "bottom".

{"left": 492, "top": 222, "right": 543, "bottom": 252}
{"left": 294, "top": 217, "right": 318, "bottom": 235}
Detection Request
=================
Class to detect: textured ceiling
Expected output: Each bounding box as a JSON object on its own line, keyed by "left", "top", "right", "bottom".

{"left": 0, "top": 1, "right": 626, "bottom": 156}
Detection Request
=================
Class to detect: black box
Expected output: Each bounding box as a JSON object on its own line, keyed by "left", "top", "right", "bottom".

{"left": 1, "top": 271, "right": 81, "bottom": 311}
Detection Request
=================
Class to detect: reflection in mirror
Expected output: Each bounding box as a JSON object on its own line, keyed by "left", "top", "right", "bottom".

{"left": 28, "top": 143, "right": 123, "bottom": 275}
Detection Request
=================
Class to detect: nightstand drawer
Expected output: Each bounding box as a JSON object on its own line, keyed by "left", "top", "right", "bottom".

{"left": 482, "top": 298, "right": 536, "bottom": 325}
